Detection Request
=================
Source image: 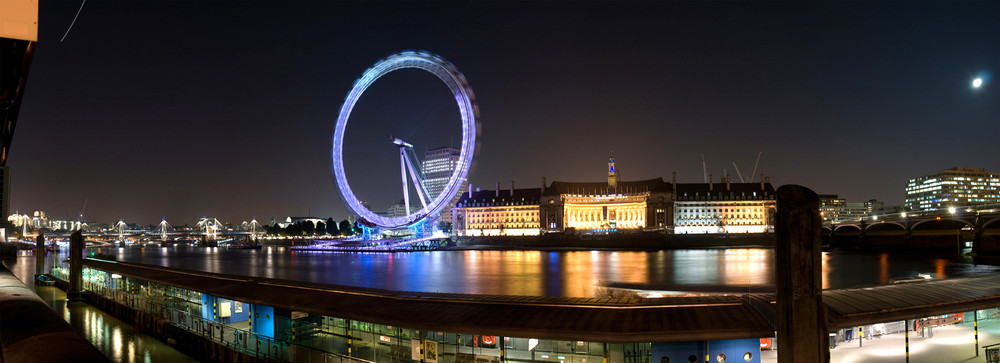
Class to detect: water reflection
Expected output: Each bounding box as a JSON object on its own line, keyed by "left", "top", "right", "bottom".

{"left": 86, "top": 246, "right": 1000, "bottom": 297}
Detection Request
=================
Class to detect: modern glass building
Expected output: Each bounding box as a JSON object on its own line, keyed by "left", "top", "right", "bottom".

{"left": 905, "top": 167, "right": 1000, "bottom": 212}
{"left": 423, "top": 147, "right": 462, "bottom": 223}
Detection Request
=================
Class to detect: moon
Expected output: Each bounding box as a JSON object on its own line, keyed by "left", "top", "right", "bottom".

{"left": 973, "top": 78, "right": 983, "bottom": 88}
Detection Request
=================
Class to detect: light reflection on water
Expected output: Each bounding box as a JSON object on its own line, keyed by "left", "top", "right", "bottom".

{"left": 2, "top": 254, "right": 197, "bottom": 363}
{"left": 82, "top": 246, "right": 1000, "bottom": 297}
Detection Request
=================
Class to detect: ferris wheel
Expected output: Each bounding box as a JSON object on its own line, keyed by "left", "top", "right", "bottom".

{"left": 331, "top": 50, "right": 479, "bottom": 229}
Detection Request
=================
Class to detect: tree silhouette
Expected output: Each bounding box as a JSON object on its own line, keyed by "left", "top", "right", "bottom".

{"left": 285, "top": 223, "right": 302, "bottom": 236}
{"left": 301, "top": 221, "right": 315, "bottom": 236}
{"left": 339, "top": 220, "right": 351, "bottom": 236}
{"left": 326, "top": 218, "right": 339, "bottom": 235}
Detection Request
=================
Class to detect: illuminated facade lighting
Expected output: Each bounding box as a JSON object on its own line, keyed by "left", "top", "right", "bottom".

{"left": 673, "top": 176, "right": 776, "bottom": 234}
{"left": 452, "top": 188, "right": 541, "bottom": 237}
{"left": 540, "top": 156, "right": 675, "bottom": 234}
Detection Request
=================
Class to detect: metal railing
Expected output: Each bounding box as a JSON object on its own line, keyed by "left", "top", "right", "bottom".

{"left": 52, "top": 267, "right": 371, "bottom": 363}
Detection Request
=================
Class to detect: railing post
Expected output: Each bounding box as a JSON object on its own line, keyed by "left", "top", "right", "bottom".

{"left": 975, "top": 312, "right": 980, "bottom": 357}
{"left": 905, "top": 320, "right": 910, "bottom": 363}
{"left": 775, "top": 185, "right": 828, "bottom": 363}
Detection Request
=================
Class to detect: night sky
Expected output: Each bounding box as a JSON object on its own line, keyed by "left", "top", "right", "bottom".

{"left": 10, "top": 1, "right": 999, "bottom": 226}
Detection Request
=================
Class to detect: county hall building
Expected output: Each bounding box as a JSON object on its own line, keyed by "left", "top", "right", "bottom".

{"left": 451, "top": 156, "right": 777, "bottom": 236}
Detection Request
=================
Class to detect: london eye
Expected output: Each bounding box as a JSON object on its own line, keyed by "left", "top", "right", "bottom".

{"left": 331, "top": 50, "right": 479, "bottom": 230}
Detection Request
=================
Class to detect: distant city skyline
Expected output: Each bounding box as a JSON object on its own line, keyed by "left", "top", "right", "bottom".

{"left": 8, "top": 1, "right": 999, "bottom": 225}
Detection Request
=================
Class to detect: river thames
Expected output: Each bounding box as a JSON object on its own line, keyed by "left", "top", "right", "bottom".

{"left": 67, "top": 246, "right": 1000, "bottom": 297}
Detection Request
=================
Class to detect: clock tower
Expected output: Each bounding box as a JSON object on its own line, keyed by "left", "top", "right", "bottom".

{"left": 607, "top": 152, "right": 618, "bottom": 189}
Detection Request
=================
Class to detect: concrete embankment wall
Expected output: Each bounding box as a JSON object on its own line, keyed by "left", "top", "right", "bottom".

{"left": 84, "top": 292, "right": 267, "bottom": 363}
{"left": 0, "top": 265, "right": 109, "bottom": 363}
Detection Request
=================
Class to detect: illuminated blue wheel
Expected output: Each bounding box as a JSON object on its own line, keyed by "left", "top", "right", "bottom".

{"left": 332, "top": 50, "right": 479, "bottom": 229}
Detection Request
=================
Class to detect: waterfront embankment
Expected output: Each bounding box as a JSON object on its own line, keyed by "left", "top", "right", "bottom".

{"left": 0, "top": 264, "right": 109, "bottom": 362}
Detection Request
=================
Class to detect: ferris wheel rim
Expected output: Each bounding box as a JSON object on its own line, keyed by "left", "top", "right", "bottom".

{"left": 331, "top": 50, "right": 478, "bottom": 229}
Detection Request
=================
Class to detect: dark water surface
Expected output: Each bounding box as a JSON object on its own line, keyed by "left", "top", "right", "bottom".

{"left": 84, "top": 246, "right": 1000, "bottom": 297}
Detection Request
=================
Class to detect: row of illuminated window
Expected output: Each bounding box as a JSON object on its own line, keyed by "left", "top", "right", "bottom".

{"left": 466, "top": 221, "right": 539, "bottom": 228}
{"left": 907, "top": 185, "right": 1000, "bottom": 192}
{"left": 458, "top": 199, "right": 539, "bottom": 207}
{"left": 676, "top": 195, "right": 771, "bottom": 201}
{"left": 422, "top": 163, "right": 456, "bottom": 173}
{"left": 676, "top": 201, "right": 774, "bottom": 206}
{"left": 676, "top": 207, "right": 766, "bottom": 214}
{"left": 675, "top": 221, "right": 764, "bottom": 227}
{"left": 677, "top": 214, "right": 763, "bottom": 220}
{"left": 907, "top": 195, "right": 1000, "bottom": 202}
{"left": 463, "top": 207, "right": 539, "bottom": 214}
{"left": 465, "top": 212, "right": 539, "bottom": 220}
{"left": 947, "top": 177, "right": 1000, "bottom": 182}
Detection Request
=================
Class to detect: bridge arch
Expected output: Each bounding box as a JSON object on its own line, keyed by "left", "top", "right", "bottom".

{"left": 911, "top": 218, "right": 973, "bottom": 231}
{"left": 865, "top": 222, "right": 905, "bottom": 232}
{"left": 981, "top": 217, "right": 1000, "bottom": 230}
{"left": 833, "top": 225, "right": 862, "bottom": 233}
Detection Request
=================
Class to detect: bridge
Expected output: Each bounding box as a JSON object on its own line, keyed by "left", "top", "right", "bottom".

{"left": 825, "top": 205, "right": 1000, "bottom": 255}
{"left": 17, "top": 217, "right": 266, "bottom": 247}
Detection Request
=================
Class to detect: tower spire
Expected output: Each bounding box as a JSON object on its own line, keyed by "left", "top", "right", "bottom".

{"left": 607, "top": 151, "right": 618, "bottom": 189}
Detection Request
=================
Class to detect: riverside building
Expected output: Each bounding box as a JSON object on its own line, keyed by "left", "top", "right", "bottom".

{"left": 538, "top": 155, "right": 672, "bottom": 233}
{"left": 672, "top": 176, "right": 776, "bottom": 234}
{"left": 451, "top": 155, "right": 777, "bottom": 236}
{"left": 818, "top": 195, "right": 873, "bottom": 224}
{"left": 905, "top": 167, "right": 1000, "bottom": 212}
{"left": 451, "top": 182, "right": 541, "bottom": 236}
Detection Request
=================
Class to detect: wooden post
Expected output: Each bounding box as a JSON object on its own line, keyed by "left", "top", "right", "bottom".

{"left": 775, "top": 185, "right": 828, "bottom": 363}
{"left": 67, "top": 230, "right": 85, "bottom": 301}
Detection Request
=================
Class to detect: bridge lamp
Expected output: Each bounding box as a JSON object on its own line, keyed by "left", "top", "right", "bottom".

{"left": 948, "top": 207, "right": 956, "bottom": 215}
{"left": 901, "top": 212, "right": 907, "bottom": 218}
